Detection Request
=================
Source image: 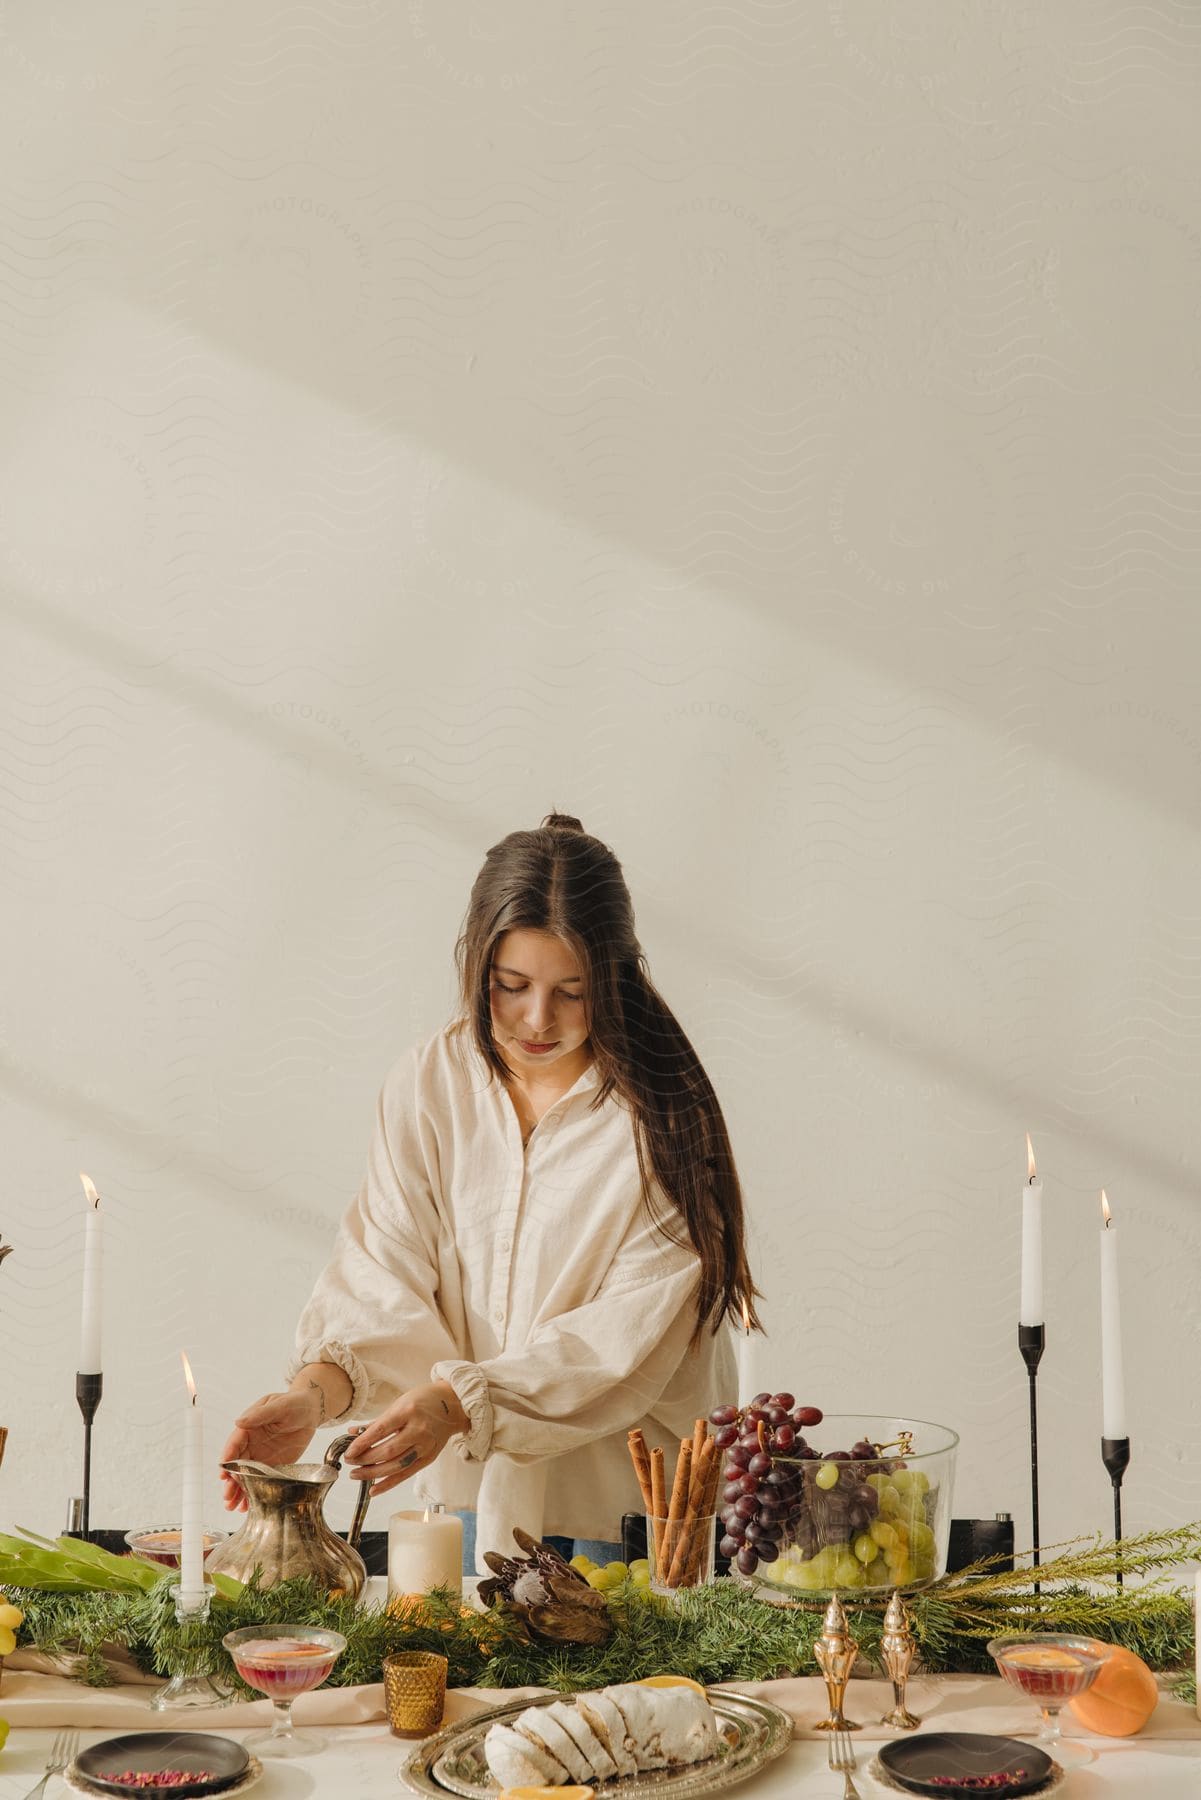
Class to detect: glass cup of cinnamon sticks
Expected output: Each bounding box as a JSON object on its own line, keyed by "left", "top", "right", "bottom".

{"left": 629, "top": 1421, "right": 720, "bottom": 1591}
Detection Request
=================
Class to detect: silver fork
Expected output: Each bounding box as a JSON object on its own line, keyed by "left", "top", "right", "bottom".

{"left": 827, "top": 1722, "right": 862, "bottom": 1800}
{"left": 21, "top": 1727, "right": 79, "bottom": 1800}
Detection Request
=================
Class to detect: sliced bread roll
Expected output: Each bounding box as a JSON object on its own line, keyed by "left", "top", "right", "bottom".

{"left": 601, "top": 1684, "right": 720, "bottom": 1770}
{"left": 484, "top": 1722, "right": 569, "bottom": 1790}
{"left": 544, "top": 1699, "right": 618, "bottom": 1781}
{"left": 513, "top": 1706, "right": 594, "bottom": 1783}
{"left": 576, "top": 1692, "right": 638, "bottom": 1777}
{"left": 486, "top": 1679, "right": 720, "bottom": 1789}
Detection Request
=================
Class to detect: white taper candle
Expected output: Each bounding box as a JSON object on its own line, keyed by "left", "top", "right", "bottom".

{"left": 1100, "top": 1191, "right": 1127, "bottom": 1440}
{"left": 1020, "top": 1135, "right": 1044, "bottom": 1327}
{"left": 79, "top": 1173, "right": 103, "bottom": 1374}
{"left": 180, "top": 1353, "right": 206, "bottom": 1606}
{"left": 736, "top": 1296, "right": 753, "bottom": 1401}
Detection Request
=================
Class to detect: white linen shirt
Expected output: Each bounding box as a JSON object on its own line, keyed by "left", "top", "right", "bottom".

{"left": 289, "top": 1022, "right": 736, "bottom": 1569}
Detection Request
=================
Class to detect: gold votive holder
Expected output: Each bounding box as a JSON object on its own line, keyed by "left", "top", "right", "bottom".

{"left": 383, "top": 1650, "right": 448, "bottom": 1738}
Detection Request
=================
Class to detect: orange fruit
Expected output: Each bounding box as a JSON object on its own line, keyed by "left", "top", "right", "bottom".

{"left": 632, "top": 1674, "right": 707, "bottom": 1696}
{"left": 499, "top": 1788, "right": 593, "bottom": 1800}
{"left": 384, "top": 1595, "right": 499, "bottom": 1652}
{"left": 1067, "top": 1643, "right": 1158, "bottom": 1738}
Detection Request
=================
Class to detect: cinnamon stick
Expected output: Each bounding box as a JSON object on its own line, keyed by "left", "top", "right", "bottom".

{"left": 697, "top": 1433, "right": 724, "bottom": 1577}
{"left": 661, "top": 1438, "right": 693, "bottom": 1587}
{"left": 626, "top": 1429, "right": 653, "bottom": 1512}
{"left": 667, "top": 1432, "right": 716, "bottom": 1586}
{"left": 667, "top": 1438, "right": 692, "bottom": 1525}
{"left": 705, "top": 1431, "right": 723, "bottom": 1514}
{"left": 649, "top": 1445, "right": 667, "bottom": 1573}
{"left": 691, "top": 1415, "right": 706, "bottom": 1471}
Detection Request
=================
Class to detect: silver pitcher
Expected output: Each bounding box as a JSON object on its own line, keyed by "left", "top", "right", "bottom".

{"left": 208, "top": 1432, "right": 368, "bottom": 1597}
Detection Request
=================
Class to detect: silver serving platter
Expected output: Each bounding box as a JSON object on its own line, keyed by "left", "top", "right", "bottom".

{"left": 400, "top": 1689, "right": 794, "bottom": 1800}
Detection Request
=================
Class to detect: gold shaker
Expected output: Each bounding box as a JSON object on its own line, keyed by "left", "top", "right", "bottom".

{"left": 813, "top": 1592, "right": 860, "bottom": 1731}
{"left": 880, "top": 1589, "right": 921, "bottom": 1728}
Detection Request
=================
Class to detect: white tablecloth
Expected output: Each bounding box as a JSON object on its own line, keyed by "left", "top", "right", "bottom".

{"left": 0, "top": 1675, "right": 1197, "bottom": 1798}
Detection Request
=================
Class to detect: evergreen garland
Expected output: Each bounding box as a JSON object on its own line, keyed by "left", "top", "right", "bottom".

{"left": 7, "top": 1524, "right": 1197, "bottom": 1694}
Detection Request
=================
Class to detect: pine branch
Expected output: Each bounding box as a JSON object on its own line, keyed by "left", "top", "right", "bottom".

{"left": 7, "top": 1522, "right": 1197, "bottom": 1695}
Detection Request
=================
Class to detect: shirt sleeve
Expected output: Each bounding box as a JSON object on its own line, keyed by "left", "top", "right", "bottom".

{"left": 287, "top": 1049, "right": 462, "bottom": 1415}
{"left": 431, "top": 1199, "right": 702, "bottom": 1464}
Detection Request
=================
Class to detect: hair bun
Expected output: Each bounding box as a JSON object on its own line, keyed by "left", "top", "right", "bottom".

{"left": 540, "top": 811, "right": 586, "bottom": 834}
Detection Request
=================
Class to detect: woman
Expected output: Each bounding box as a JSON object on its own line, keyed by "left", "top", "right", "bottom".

{"left": 221, "top": 814, "right": 758, "bottom": 1568}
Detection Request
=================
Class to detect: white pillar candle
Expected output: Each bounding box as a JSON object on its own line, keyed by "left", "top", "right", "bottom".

{"left": 1100, "top": 1191, "right": 1127, "bottom": 1440}
{"left": 78, "top": 1173, "right": 103, "bottom": 1373}
{"left": 179, "top": 1353, "right": 205, "bottom": 1607}
{"left": 1019, "top": 1135, "right": 1043, "bottom": 1327}
{"left": 387, "top": 1507, "right": 463, "bottom": 1600}
{"left": 735, "top": 1298, "right": 753, "bottom": 1401}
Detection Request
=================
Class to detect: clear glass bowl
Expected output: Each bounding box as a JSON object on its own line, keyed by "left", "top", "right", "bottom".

{"left": 124, "top": 1525, "right": 229, "bottom": 1569}
{"left": 723, "top": 1413, "right": 958, "bottom": 1599}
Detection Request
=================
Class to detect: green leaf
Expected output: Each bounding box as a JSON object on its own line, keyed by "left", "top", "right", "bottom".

{"left": 50, "top": 1536, "right": 158, "bottom": 1589}
{"left": 14, "top": 1527, "right": 62, "bottom": 1550}
{"left": 0, "top": 1532, "right": 152, "bottom": 1594}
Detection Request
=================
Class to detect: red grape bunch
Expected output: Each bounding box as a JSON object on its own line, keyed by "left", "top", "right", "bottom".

{"left": 709, "top": 1391, "right": 823, "bottom": 1578}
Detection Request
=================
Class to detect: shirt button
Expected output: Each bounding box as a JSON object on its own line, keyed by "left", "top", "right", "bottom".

{"left": 493, "top": 1308, "right": 504, "bottom": 1325}
{"left": 498, "top": 1237, "right": 512, "bottom": 1254}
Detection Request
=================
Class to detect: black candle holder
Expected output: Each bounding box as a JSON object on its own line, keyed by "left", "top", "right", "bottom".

{"left": 75, "top": 1371, "right": 103, "bottom": 1538}
{"left": 1018, "top": 1324, "right": 1045, "bottom": 1587}
{"left": 1101, "top": 1436, "right": 1131, "bottom": 1587}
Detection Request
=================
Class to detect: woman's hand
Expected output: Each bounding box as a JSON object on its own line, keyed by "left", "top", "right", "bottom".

{"left": 342, "top": 1381, "right": 469, "bottom": 1497}
{"left": 219, "top": 1390, "right": 322, "bottom": 1512}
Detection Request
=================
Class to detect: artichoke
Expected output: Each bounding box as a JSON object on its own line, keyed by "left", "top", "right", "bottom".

{"left": 477, "top": 1528, "right": 613, "bottom": 1645}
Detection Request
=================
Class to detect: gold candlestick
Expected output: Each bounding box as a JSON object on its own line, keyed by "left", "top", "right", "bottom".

{"left": 880, "top": 1589, "right": 921, "bottom": 1728}
{"left": 813, "top": 1592, "right": 860, "bottom": 1731}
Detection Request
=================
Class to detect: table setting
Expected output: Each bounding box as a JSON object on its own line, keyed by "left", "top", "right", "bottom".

{"left": 1, "top": 1153, "right": 1198, "bottom": 1798}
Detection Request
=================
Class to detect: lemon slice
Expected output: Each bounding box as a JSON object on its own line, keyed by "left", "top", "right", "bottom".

{"left": 499, "top": 1788, "right": 593, "bottom": 1800}
{"left": 632, "top": 1675, "right": 707, "bottom": 1696}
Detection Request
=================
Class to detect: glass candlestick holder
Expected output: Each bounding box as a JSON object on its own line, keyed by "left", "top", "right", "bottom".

{"left": 151, "top": 1583, "right": 233, "bottom": 1711}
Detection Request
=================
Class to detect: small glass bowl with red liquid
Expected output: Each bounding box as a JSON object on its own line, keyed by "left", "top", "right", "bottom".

{"left": 987, "top": 1635, "right": 1106, "bottom": 1768}
{"left": 124, "top": 1526, "right": 228, "bottom": 1570}
{"left": 222, "top": 1624, "right": 347, "bottom": 1758}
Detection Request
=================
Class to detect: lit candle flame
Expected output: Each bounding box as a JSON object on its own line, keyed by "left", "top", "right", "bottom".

{"left": 1025, "top": 1135, "right": 1037, "bottom": 1183}
{"left": 181, "top": 1350, "right": 198, "bottom": 1404}
{"left": 741, "top": 1297, "right": 750, "bottom": 1336}
{"left": 79, "top": 1173, "right": 100, "bottom": 1209}
{"left": 1101, "top": 1189, "right": 1113, "bottom": 1227}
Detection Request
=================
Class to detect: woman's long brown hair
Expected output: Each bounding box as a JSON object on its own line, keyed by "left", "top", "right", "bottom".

{"left": 455, "top": 812, "right": 761, "bottom": 1337}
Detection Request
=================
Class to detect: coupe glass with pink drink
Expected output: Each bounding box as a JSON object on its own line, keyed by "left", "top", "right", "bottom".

{"left": 222, "top": 1623, "right": 346, "bottom": 1758}
{"left": 988, "top": 1635, "right": 1105, "bottom": 1768}
{"left": 125, "top": 1526, "right": 227, "bottom": 1569}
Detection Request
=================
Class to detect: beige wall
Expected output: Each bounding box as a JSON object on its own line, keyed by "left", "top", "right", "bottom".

{"left": 2, "top": 5, "right": 1199, "bottom": 1556}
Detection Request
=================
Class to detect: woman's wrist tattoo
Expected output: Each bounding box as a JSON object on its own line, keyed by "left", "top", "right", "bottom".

{"left": 307, "top": 1377, "right": 327, "bottom": 1423}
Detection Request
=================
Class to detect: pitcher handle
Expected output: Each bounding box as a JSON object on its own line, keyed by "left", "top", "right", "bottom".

{"left": 323, "top": 1429, "right": 372, "bottom": 1549}
{"left": 323, "top": 1431, "right": 357, "bottom": 1469}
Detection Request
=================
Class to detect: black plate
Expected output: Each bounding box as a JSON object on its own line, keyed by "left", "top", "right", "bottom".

{"left": 878, "top": 1732, "right": 1054, "bottom": 1798}
{"left": 75, "top": 1733, "right": 250, "bottom": 1798}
